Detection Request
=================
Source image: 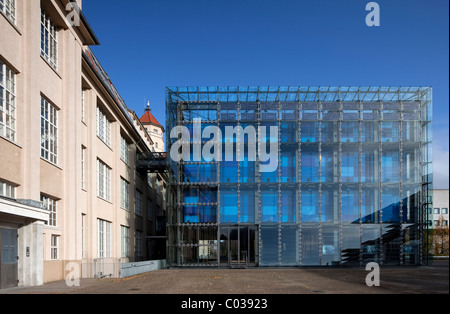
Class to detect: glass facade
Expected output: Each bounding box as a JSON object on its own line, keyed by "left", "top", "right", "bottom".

{"left": 166, "top": 86, "right": 433, "bottom": 267}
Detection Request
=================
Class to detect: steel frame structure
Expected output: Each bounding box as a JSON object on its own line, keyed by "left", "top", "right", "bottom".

{"left": 165, "top": 86, "right": 433, "bottom": 267}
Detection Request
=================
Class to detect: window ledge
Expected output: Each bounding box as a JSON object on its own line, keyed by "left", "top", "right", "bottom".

{"left": 97, "top": 196, "right": 113, "bottom": 205}
{"left": 40, "top": 157, "right": 63, "bottom": 170}
{"left": 0, "top": 11, "right": 21, "bottom": 35}
{"left": 40, "top": 55, "right": 62, "bottom": 79}
{"left": 0, "top": 135, "right": 22, "bottom": 149}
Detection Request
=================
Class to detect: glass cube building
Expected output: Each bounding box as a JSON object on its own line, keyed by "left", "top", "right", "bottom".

{"left": 165, "top": 86, "right": 433, "bottom": 267}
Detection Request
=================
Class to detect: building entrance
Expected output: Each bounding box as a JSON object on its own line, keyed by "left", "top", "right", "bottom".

{"left": 0, "top": 228, "right": 18, "bottom": 289}
{"left": 219, "top": 225, "right": 258, "bottom": 268}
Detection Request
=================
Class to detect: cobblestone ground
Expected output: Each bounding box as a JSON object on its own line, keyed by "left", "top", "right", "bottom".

{"left": 1, "top": 260, "right": 448, "bottom": 295}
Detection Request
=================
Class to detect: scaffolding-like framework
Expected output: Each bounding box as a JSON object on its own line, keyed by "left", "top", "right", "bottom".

{"left": 165, "top": 86, "right": 433, "bottom": 267}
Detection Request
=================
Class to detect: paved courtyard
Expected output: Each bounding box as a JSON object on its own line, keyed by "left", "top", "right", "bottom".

{"left": 1, "top": 260, "right": 448, "bottom": 295}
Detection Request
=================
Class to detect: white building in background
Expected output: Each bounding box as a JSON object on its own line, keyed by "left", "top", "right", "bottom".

{"left": 429, "top": 189, "right": 449, "bottom": 229}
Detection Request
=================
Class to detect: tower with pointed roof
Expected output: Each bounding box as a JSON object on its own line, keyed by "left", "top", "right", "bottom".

{"left": 140, "top": 101, "right": 165, "bottom": 152}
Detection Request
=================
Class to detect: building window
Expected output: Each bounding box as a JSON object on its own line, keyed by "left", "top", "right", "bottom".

{"left": 434, "top": 208, "right": 440, "bottom": 215}
{"left": 120, "top": 177, "right": 129, "bottom": 210}
{"left": 0, "top": 0, "right": 16, "bottom": 24}
{"left": 81, "top": 214, "right": 86, "bottom": 258}
{"left": 135, "top": 189, "right": 142, "bottom": 216}
{"left": 0, "top": 61, "right": 16, "bottom": 142}
{"left": 97, "top": 219, "right": 111, "bottom": 258}
{"left": 97, "top": 106, "right": 111, "bottom": 147}
{"left": 81, "top": 89, "right": 85, "bottom": 122}
{"left": 0, "top": 180, "right": 15, "bottom": 198}
{"left": 41, "top": 194, "right": 57, "bottom": 227}
{"left": 443, "top": 220, "right": 448, "bottom": 227}
{"left": 97, "top": 159, "right": 111, "bottom": 202}
{"left": 434, "top": 220, "right": 440, "bottom": 227}
{"left": 81, "top": 147, "right": 86, "bottom": 190}
{"left": 121, "top": 226, "right": 129, "bottom": 258}
{"left": 120, "top": 135, "right": 129, "bottom": 165}
{"left": 135, "top": 230, "right": 143, "bottom": 261}
{"left": 442, "top": 208, "right": 448, "bottom": 215}
{"left": 41, "top": 10, "right": 58, "bottom": 70}
{"left": 51, "top": 235, "right": 59, "bottom": 260}
{"left": 41, "top": 97, "right": 58, "bottom": 165}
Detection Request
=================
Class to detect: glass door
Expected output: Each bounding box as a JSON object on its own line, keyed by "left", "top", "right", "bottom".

{"left": 219, "top": 225, "right": 258, "bottom": 267}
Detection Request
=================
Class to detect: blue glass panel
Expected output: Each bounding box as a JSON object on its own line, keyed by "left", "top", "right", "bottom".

{"left": 341, "top": 122, "right": 359, "bottom": 143}
{"left": 321, "top": 188, "right": 338, "bottom": 223}
{"left": 301, "top": 189, "right": 319, "bottom": 222}
{"left": 240, "top": 189, "right": 255, "bottom": 223}
{"left": 301, "top": 148, "right": 319, "bottom": 182}
{"left": 321, "top": 121, "right": 339, "bottom": 143}
{"left": 184, "top": 164, "right": 198, "bottom": 183}
{"left": 184, "top": 205, "right": 199, "bottom": 223}
{"left": 381, "top": 121, "right": 400, "bottom": 143}
{"left": 260, "top": 226, "right": 279, "bottom": 265}
{"left": 342, "top": 189, "right": 359, "bottom": 223}
{"left": 280, "top": 149, "right": 296, "bottom": 183}
{"left": 261, "top": 165, "right": 278, "bottom": 183}
{"left": 281, "top": 189, "right": 296, "bottom": 222}
{"left": 382, "top": 188, "right": 400, "bottom": 223}
{"left": 341, "top": 151, "right": 359, "bottom": 183}
{"left": 184, "top": 188, "right": 199, "bottom": 204}
{"left": 200, "top": 205, "right": 217, "bottom": 223}
{"left": 320, "top": 147, "right": 337, "bottom": 183}
{"left": 382, "top": 150, "right": 400, "bottom": 182}
{"left": 199, "top": 164, "right": 217, "bottom": 183}
{"left": 301, "top": 121, "right": 319, "bottom": 142}
{"left": 281, "top": 122, "right": 297, "bottom": 143}
{"left": 362, "top": 188, "right": 378, "bottom": 223}
{"left": 261, "top": 189, "right": 278, "bottom": 223}
{"left": 240, "top": 158, "right": 255, "bottom": 183}
{"left": 220, "top": 188, "right": 238, "bottom": 223}
{"left": 220, "top": 161, "right": 238, "bottom": 183}
{"left": 301, "top": 226, "right": 320, "bottom": 265}
{"left": 280, "top": 225, "right": 298, "bottom": 265}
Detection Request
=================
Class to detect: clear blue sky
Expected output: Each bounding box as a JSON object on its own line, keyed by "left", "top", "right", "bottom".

{"left": 82, "top": 0, "right": 449, "bottom": 188}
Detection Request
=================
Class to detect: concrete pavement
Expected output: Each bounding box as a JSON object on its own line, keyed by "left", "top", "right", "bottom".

{"left": 1, "top": 260, "right": 448, "bottom": 295}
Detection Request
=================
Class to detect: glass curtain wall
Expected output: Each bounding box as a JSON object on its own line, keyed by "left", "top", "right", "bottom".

{"left": 166, "top": 87, "right": 432, "bottom": 267}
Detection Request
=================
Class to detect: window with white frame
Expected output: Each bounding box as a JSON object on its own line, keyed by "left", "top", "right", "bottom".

{"left": 97, "top": 219, "right": 111, "bottom": 258}
{"left": 135, "top": 189, "right": 142, "bottom": 216}
{"left": 41, "top": 97, "right": 58, "bottom": 164}
{"left": 135, "top": 230, "right": 143, "bottom": 261}
{"left": 51, "top": 235, "right": 59, "bottom": 260}
{"left": 81, "top": 214, "right": 86, "bottom": 258}
{"left": 41, "top": 194, "right": 57, "bottom": 227}
{"left": 120, "top": 177, "right": 129, "bottom": 210}
{"left": 41, "top": 10, "right": 58, "bottom": 70}
{"left": 81, "top": 147, "right": 86, "bottom": 190}
{"left": 97, "top": 106, "right": 111, "bottom": 147}
{"left": 0, "top": 0, "right": 16, "bottom": 24}
{"left": 0, "top": 61, "right": 16, "bottom": 142}
{"left": 97, "top": 159, "right": 111, "bottom": 202}
{"left": 121, "top": 226, "right": 129, "bottom": 258}
{"left": 120, "top": 135, "right": 129, "bottom": 165}
{"left": 0, "top": 180, "right": 15, "bottom": 198}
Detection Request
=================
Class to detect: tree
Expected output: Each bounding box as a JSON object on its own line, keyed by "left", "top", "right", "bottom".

{"left": 432, "top": 216, "right": 449, "bottom": 256}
